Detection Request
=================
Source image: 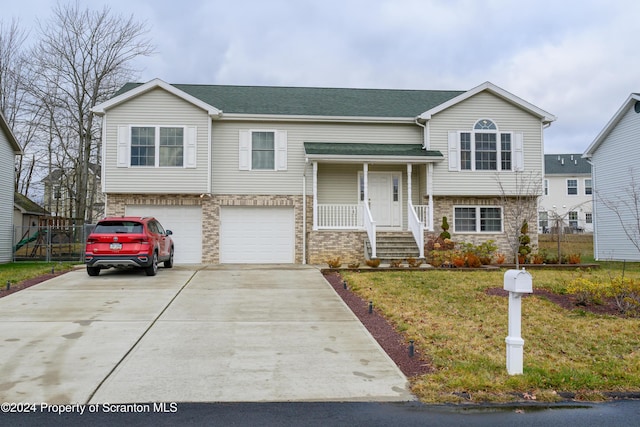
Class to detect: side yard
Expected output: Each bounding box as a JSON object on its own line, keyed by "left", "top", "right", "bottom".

{"left": 339, "top": 266, "right": 640, "bottom": 403}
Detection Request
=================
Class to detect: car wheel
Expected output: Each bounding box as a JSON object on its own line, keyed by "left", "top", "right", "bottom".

{"left": 145, "top": 252, "right": 158, "bottom": 276}
{"left": 87, "top": 266, "right": 100, "bottom": 276}
{"left": 164, "top": 247, "right": 174, "bottom": 268}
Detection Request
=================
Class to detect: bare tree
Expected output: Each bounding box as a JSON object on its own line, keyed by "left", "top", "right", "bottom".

{"left": 0, "top": 18, "right": 34, "bottom": 193}
{"left": 28, "top": 2, "right": 154, "bottom": 223}
{"left": 497, "top": 171, "right": 543, "bottom": 267}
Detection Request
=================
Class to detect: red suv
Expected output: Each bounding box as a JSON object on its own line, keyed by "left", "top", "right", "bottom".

{"left": 85, "top": 216, "right": 174, "bottom": 276}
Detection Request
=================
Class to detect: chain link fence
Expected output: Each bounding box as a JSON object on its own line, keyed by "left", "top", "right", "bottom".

{"left": 13, "top": 224, "right": 95, "bottom": 262}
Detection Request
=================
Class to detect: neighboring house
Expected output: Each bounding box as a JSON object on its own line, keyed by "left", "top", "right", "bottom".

{"left": 583, "top": 93, "right": 640, "bottom": 261}
{"left": 13, "top": 192, "right": 49, "bottom": 247}
{"left": 41, "top": 164, "right": 104, "bottom": 223}
{"left": 0, "top": 110, "right": 24, "bottom": 263}
{"left": 91, "top": 79, "right": 555, "bottom": 265}
{"left": 539, "top": 154, "right": 593, "bottom": 234}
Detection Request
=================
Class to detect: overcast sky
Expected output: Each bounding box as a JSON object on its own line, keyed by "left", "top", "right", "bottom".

{"left": 4, "top": 0, "right": 638, "bottom": 154}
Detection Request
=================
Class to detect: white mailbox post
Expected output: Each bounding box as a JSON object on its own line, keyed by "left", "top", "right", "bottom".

{"left": 504, "top": 268, "right": 533, "bottom": 375}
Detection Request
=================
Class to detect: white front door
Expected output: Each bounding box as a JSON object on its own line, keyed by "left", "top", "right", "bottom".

{"left": 365, "top": 172, "right": 401, "bottom": 228}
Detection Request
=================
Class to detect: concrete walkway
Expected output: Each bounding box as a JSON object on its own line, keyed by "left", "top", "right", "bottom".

{"left": 0, "top": 265, "right": 412, "bottom": 404}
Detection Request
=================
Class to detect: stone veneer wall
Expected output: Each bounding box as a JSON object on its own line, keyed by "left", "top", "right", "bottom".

{"left": 106, "top": 194, "right": 305, "bottom": 264}
{"left": 307, "top": 230, "right": 367, "bottom": 265}
{"left": 427, "top": 196, "right": 538, "bottom": 260}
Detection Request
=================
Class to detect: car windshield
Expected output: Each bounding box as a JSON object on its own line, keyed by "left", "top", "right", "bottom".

{"left": 93, "top": 221, "right": 143, "bottom": 234}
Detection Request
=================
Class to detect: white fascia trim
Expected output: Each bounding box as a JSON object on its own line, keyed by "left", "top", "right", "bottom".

{"left": 91, "top": 78, "right": 222, "bottom": 117}
{"left": 419, "top": 81, "right": 557, "bottom": 124}
{"left": 583, "top": 93, "right": 640, "bottom": 158}
{"left": 218, "top": 113, "right": 414, "bottom": 124}
{"left": 305, "top": 154, "right": 444, "bottom": 164}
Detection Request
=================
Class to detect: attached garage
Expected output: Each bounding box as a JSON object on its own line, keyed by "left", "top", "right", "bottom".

{"left": 220, "top": 206, "right": 295, "bottom": 263}
{"left": 125, "top": 205, "right": 202, "bottom": 264}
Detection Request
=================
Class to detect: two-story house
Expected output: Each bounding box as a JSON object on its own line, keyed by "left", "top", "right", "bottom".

{"left": 583, "top": 93, "right": 640, "bottom": 261}
{"left": 539, "top": 154, "right": 593, "bottom": 233}
{"left": 91, "top": 79, "right": 555, "bottom": 265}
{"left": 41, "top": 163, "right": 104, "bottom": 223}
{"left": 0, "top": 110, "right": 24, "bottom": 263}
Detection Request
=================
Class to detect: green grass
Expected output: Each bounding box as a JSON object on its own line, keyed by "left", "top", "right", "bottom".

{"left": 341, "top": 266, "right": 640, "bottom": 403}
{"left": 0, "top": 262, "right": 77, "bottom": 287}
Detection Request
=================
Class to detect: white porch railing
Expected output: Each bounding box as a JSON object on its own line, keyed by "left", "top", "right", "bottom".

{"left": 408, "top": 201, "right": 425, "bottom": 258}
{"left": 413, "top": 204, "right": 429, "bottom": 225}
{"left": 363, "top": 203, "right": 376, "bottom": 258}
{"left": 317, "top": 204, "right": 363, "bottom": 229}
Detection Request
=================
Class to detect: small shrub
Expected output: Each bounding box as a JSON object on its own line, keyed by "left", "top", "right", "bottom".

{"left": 568, "top": 253, "right": 581, "bottom": 264}
{"left": 365, "top": 258, "right": 381, "bottom": 268}
{"left": 326, "top": 257, "right": 342, "bottom": 268}
{"left": 466, "top": 253, "right": 481, "bottom": 268}
{"left": 607, "top": 277, "right": 640, "bottom": 317}
{"left": 531, "top": 253, "right": 544, "bottom": 264}
{"left": 452, "top": 254, "right": 466, "bottom": 268}
{"left": 567, "top": 277, "right": 604, "bottom": 306}
{"left": 347, "top": 261, "right": 360, "bottom": 269}
{"left": 390, "top": 259, "right": 403, "bottom": 268}
{"left": 495, "top": 253, "right": 506, "bottom": 264}
{"left": 440, "top": 216, "right": 451, "bottom": 240}
{"left": 407, "top": 257, "right": 423, "bottom": 268}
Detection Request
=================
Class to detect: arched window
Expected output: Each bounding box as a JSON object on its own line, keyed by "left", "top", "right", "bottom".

{"left": 474, "top": 119, "right": 497, "bottom": 130}
{"left": 457, "top": 119, "right": 513, "bottom": 171}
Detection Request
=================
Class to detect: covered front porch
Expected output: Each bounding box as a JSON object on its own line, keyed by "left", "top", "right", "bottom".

{"left": 305, "top": 143, "right": 444, "bottom": 259}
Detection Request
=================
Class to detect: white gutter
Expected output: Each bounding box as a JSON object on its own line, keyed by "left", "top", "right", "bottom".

{"left": 302, "top": 159, "right": 308, "bottom": 264}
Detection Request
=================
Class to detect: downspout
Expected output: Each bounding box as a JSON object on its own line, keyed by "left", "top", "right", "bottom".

{"left": 302, "top": 158, "right": 307, "bottom": 264}
{"left": 415, "top": 117, "right": 434, "bottom": 230}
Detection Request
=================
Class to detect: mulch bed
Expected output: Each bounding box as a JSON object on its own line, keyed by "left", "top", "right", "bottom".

{"left": 485, "top": 287, "right": 625, "bottom": 317}
{"left": 323, "top": 271, "right": 433, "bottom": 377}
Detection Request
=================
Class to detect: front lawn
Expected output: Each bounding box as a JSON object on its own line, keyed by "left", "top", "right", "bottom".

{"left": 0, "top": 262, "right": 76, "bottom": 290}
{"left": 341, "top": 267, "right": 640, "bottom": 403}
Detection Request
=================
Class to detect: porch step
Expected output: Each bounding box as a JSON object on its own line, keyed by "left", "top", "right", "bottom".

{"left": 365, "top": 232, "right": 421, "bottom": 262}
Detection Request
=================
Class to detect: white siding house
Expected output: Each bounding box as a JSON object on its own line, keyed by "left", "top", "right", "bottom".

{"left": 583, "top": 93, "right": 640, "bottom": 261}
{"left": 0, "top": 111, "right": 24, "bottom": 263}
{"left": 539, "top": 154, "right": 593, "bottom": 233}
{"left": 92, "top": 79, "right": 555, "bottom": 264}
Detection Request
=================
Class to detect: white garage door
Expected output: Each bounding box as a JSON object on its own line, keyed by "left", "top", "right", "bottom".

{"left": 125, "top": 205, "right": 202, "bottom": 264}
{"left": 220, "top": 207, "right": 295, "bottom": 263}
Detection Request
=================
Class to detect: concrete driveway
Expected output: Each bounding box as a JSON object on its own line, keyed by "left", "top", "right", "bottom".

{"left": 0, "top": 265, "right": 412, "bottom": 404}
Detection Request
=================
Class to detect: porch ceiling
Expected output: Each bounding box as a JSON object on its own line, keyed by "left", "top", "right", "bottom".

{"left": 304, "top": 142, "right": 444, "bottom": 163}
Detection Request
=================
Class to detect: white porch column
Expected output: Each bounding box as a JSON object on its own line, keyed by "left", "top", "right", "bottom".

{"left": 407, "top": 163, "right": 412, "bottom": 205}
{"left": 427, "top": 163, "right": 434, "bottom": 231}
{"left": 363, "top": 163, "right": 369, "bottom": 207}
{"left": 312, "top": 161, "right": 318, "bottom": 230}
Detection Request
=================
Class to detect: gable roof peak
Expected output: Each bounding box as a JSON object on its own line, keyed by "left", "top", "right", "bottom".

{"left": 92, "top": 78, "right": 222, "bottom": 117}
{"left": 419, "top": 81, "right": 556, "bottom": 124}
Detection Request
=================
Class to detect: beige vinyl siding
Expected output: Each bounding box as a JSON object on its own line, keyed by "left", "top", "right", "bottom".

{"left": 315, "top": 163, "right": 423, "bottom": 229}
{"left": 0, "top": 131, "right": 14, "bottom": 262}
{"left": 103, "top": 88, "right": 210, "bottom": 193}
{"left": 430, "top": 91, "right": 544, "bottom": 196}
{"left": 211, "top": 121, "right": 421, "bottom": 195}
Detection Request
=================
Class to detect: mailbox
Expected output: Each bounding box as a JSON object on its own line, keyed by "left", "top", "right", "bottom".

{"left": 504, "top": 269, "right": 533, "bottom": 293}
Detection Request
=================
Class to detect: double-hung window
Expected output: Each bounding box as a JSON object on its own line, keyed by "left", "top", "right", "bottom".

{"left": 567, "top": 179, "right": 578, "bottom": 195}
{"left": 454, "top": 206, "right": 502, "bottom": 233}
{"left": 449, "top": 119, "right": 522, "bottom": 172}
{"left": 117, "top": 125, "right": 196, "bottom": 168}
{"left": 239, "top": 129, "right": 288, "bottom": 171}
{"left": 251, "top": 131, "right": 275, "bottom": 170}
{"left": 584, "top": 179, "right": 592, "bottom": 195}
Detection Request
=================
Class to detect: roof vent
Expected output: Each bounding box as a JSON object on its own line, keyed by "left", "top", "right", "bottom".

{"left": 561, "top": 158, "right": 564, "bottom": 165}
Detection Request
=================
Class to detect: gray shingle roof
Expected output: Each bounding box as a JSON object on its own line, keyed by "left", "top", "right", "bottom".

{"left": 304, "top": 142, "right": 443, "bottom": 158}
{"left": 544, "top": 154, "right": 591, "bottom": 175}
{"left": 117, "top": 83, "right": 464, "bottom": 118}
